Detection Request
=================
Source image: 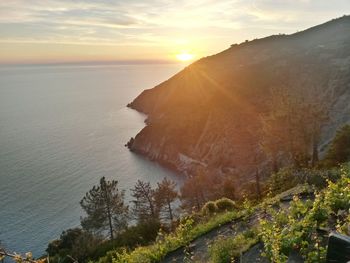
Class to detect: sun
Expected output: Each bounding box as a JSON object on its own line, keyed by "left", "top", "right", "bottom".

{"left": 176, "top": 52, "right": 194, "bottom": 62}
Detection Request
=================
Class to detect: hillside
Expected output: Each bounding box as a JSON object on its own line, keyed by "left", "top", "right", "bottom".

{"left": 127, "top": 16, "right": 350, "bottom": 188}
{"left": 103, "top": 165, "right": 350, "bottom": 263}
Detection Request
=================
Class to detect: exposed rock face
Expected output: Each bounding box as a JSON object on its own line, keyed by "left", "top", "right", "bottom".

{"left": 128, "top": 16, "right": 350, "bottom": 186}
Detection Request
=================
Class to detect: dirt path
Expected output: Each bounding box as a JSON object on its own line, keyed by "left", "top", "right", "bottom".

{"left": 162, "top": 212, "right": 263, "bottom": 262}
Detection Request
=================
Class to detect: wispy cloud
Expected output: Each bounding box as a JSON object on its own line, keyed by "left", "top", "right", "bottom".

{"left": 0, "top": 0, "right": 349, "bottom": 63}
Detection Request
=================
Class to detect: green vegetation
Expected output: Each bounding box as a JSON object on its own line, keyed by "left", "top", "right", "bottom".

{"left": 323, "top": 124, "right": 350, "bottom": 167}
{"left": 99, "top": 184, "right": 315, "bottom": 263}
{"left": 201, "top": 198, "right": 237, "bottom": 215}
{"left": 261, "top": 84, "right": 331, "bottom": 169}
{"left": 109, "top": 211, "right": 241, "bottom": 263}
{"left": 80, "top": 177, "right": 128, "bottom": 240}
{"left": 215, "top": 197, "right": 237, "bottom": 212}
{"left": 47, "top": 228, "right": 102, "bottom": 263}
{"left": 260, "top": 164, "right": 350, "bottom": 263}
{"left": 208, "top": 229, "right": 259, "bottom": 263}
{"left": 267, "top": 166, "right": 340, "bottom": 195}
{"left": 41, "top": 124, "right": 350, "bottom": 263}
{"left": 201, "top": 201, "right": 218, "bottom": 215}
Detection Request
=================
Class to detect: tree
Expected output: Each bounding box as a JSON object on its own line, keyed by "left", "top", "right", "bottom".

{"left": 261, "top": 84, "right": 331, "bottom": 169}
{"left": 180, "top": 170, "right": 217, "bottom": 211}
{"left": 221, "top": 178, "right": 236, "bottom": 200}
{"left": 180, "top": 169, "right": 235, "bottom": 211}
{"left": 131, "top": 180, "right": 157, "bottom": 222}
{"left": 324, "top": 125, "right": 350, "bottom": 166}
{"left": 154, "top": 178, "right": 178, "bottom": 223}
{"left": 80, "top": 177, "right": 128, "bottom": 240}
{"left": 180, "top": 175, "right": 205, "bottom": 211}
{"left": 46, "top": 228, "right": 101, "bottom": 263}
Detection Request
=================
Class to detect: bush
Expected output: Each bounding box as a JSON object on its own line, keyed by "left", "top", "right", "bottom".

{"left": 260, "top": 164, "right": 350, "bottom": 263}
{"left": 46, "top": 228, "right": 102, "bottom": 263}
{"left": 268, "top": 167, "right": 299, "bottom": 194}
{"left": 201, "top": 201, "right": 218, "bottom": 215}
{"left": 303, "top": 168, "right": 340, "bottom": 189}
{"left": 111, "top": 211, "right": 239, "bottom": 263}
{"left": 215, "top": 198, "right": 236, "bottom": 212}
{"left": 92, "top": 219, "right": 161, "bottom": 261}
{"left": 209, "top": 229, "right": 258, "bottom": 263}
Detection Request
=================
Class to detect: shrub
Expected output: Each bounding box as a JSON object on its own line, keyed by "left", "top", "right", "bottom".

{"left": 268, "top": 167, "right": 299, "bottom": 194}
{"left": 46, "top": 228, "right": 102, "bottom": 263}
{"left": 215, "top": 198, "right": 236, "bottom": 212}
{"left": 92, "top": 219, "right": 161, "bottom": 261}
{"left": 260, "top": 164, "right": 350, "bottom": 263}
{"left": 201, "top": 201, "right": 218, "bottom": 215}
{"left": 209, "top": 229, "right": 258, "bottom": 263}
{"left": 303, "top": 168, "right": 340, "bottom": 189}
{"left": 111, "top": 211, "right": 239, "bottom": 263}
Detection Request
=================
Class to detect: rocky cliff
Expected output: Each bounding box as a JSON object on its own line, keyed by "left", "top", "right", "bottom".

{"left": 127, "top": 16, "right": 350, "bottom": 188}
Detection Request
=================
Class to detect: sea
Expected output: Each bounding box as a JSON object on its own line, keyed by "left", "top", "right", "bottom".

{"left": 0, "top": 63, "right": 183, "bottom": 257}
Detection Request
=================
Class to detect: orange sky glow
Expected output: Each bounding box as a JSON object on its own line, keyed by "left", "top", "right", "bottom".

{"left": 0, "top": 1, "right": 349, "bottom": 64}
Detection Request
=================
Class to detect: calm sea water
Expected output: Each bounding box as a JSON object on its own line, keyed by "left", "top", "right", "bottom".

{"left": 0, "top": 64, "right": 183, "bottom": 256}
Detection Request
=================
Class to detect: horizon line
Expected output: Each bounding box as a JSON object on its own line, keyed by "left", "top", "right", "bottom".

{"left": 0, "top": 59, "right": 181, "bottom": 68}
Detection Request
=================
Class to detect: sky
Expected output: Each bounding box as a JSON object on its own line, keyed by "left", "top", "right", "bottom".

{"left": 0, "top": 0, "right": 349, "bottom": 64}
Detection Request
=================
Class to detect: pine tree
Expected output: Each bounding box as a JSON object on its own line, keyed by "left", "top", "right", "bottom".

{"left": 154, "top": 178, "right": 178, "bottom": 223}
{"left": 261, "top": 84, "right": 331, "bottom": 168}
{"left": 80, "top": 177, "right": 128, "bottom": 240}
{"left": 131, "top": 180, "right": 157, "bottom": 222}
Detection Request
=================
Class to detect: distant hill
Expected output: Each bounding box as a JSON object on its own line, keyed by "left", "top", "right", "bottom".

{"left": 128, "top": 16, "right": 350, "bottom": 189}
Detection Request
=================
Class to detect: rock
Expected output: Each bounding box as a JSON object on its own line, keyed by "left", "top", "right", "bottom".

{"left": 125, "top": 137, "right": 134, "bottom": 149}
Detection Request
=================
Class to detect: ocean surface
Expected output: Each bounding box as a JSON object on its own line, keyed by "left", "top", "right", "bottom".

{"left": 0, "top": 64, "right": 183, "bottom": 256}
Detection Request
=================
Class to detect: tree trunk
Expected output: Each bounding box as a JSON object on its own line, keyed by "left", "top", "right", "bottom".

{"left": 195, "top": 194, "right": 201, "bottom": 210}
{"left": 102, "top": 180, "right": 114, "bottom": 240}
{"left": 167, "top": 198, "right": 173, "bottom": 222}
{"left": 255, "top": 168, "right": 261, "bottom": 200}
{"left": 312, "top": 135, "right": 319, "bottom": 167}
{"left": 106, "top": 203, "right": 114, "bottom": 240}
{"left": 272, "top": 153, "right": 278, "bottom": 173}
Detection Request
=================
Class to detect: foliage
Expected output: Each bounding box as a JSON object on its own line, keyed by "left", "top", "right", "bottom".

{"left": 201, "top": 201, "right": 218, "bottom": 215}
{"left": 323, "top": 124, "right": 350, "bottom": 167}
{"left": 47, "top": 172, "right": 318, "bottom": 263}
{"left": 261, "top": 85, "right": 331, "bottom": 168}
{"left": 268, "top": 167, "right": 299, "bottom": 195}
{"left": 80, "top": 177, "right": 128, "bottom": 240}
{"left": 201, "top": 198, "right": 237, "bottom": 216}
{"left": 91, "top": 219, "right": 161, "bottom": 261}
{"left": 260, "top": 164, "right": 350, "bottom": 263}
{"left": 268, "top": 166, "right": 340, "bottom": 195}
{"left": 220, "top": 178, "right": 236, "bottom": 200}
{"left": 180, "top": 173, "right": 210, "bottom": 211}
{"left": 0, "top": 249, "right": 46, "bottom": 263}
{"left": 131, "top": 180, "right": 157, "bottom": 222}
{"left": 215, "top": 198, "right": 237, "bottom": 212}
{"left": 208, "top": 228, "right": 259, "bottom": 263}
{"left": 109, "top": 211, "right": 241, "bottom": 263}
{"left": 47, "top": 228, "right": 102, "bottom": 263}
{"left": 180, "top": 170, "right": 233, "bottom": 212}
{"left": 154, "top": 177, "right": 178, "bottom": 223}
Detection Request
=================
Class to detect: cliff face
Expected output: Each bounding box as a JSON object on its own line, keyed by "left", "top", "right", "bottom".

{"left": 128, "top": 16, "right": 350, "bottom": 187}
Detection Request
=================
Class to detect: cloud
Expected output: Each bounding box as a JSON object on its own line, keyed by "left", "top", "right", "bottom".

{"left": 0, "top": 0, "right": 349, "bottom": 62}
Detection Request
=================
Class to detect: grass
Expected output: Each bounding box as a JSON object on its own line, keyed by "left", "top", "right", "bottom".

{"left": 103, "top": 211, "right": 242, "bottom": 263}
{"left": 208, "top": 228, "right": 259, "bottom": 263}
{"left": 98, "top": 184, "right": 314, "bottom": 263}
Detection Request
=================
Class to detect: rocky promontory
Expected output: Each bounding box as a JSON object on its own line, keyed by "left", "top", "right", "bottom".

{"left": 127, "top": 16, "right": 350, "bottom": 189}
